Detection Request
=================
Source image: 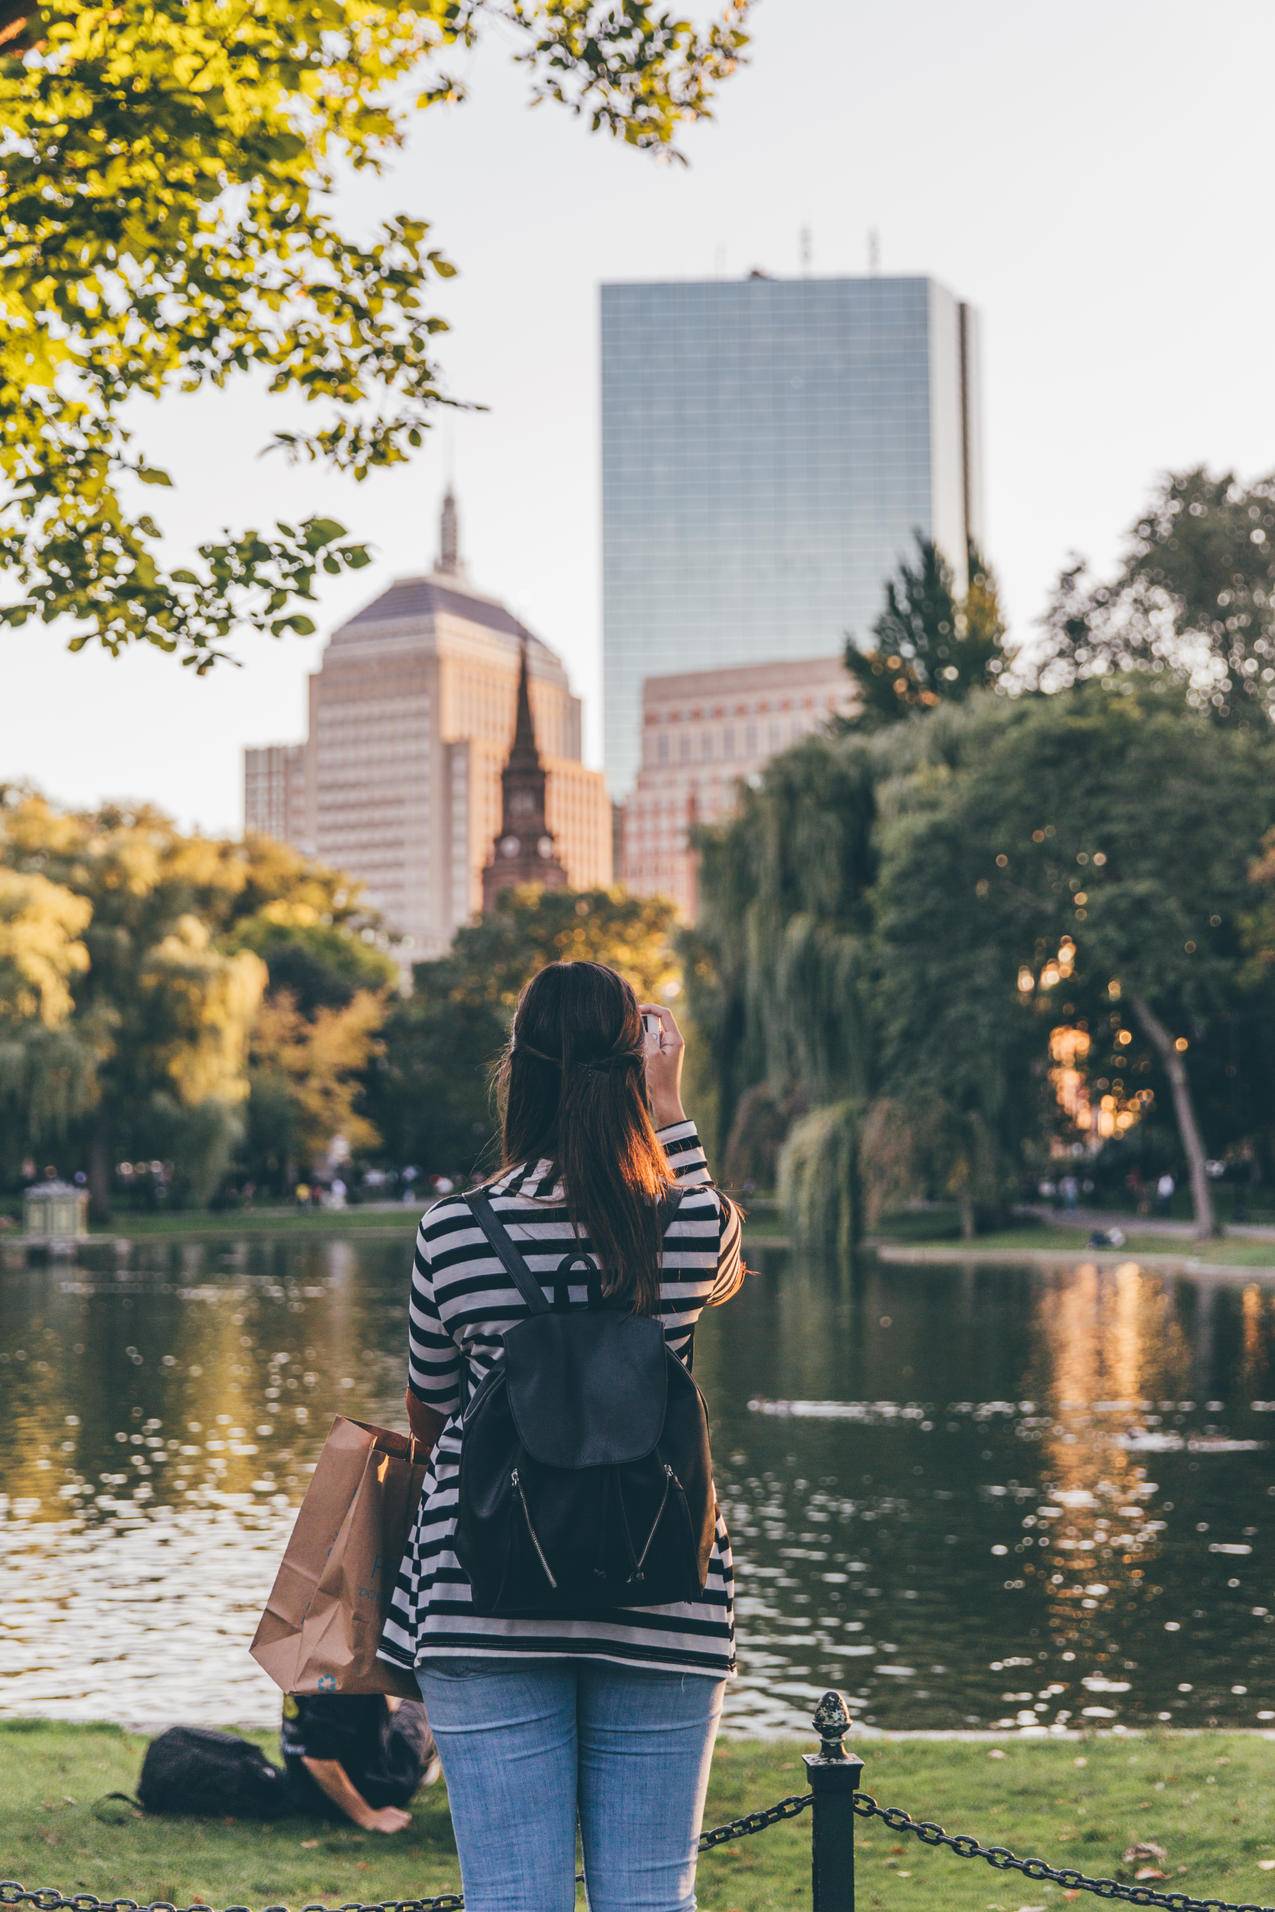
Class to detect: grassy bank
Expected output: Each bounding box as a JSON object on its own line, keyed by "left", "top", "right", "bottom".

{"left": 874, "top": 1222, "right": 1275, "bottom": 1271}
{"left": 72, "top": 1206, "right": 797, "bottom": 1251}
{"left": 6, "top": 1722, "right": 1275, "bottom": 1912}
{"left": 85, "top": 1206, "right": 418, "bottom": 1241}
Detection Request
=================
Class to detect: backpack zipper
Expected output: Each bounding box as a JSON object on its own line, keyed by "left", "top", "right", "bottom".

{"left": 510, "top": 1467, "right": 558, "bottom": 1589}
{"left": 628, "top": 1463, "right": 674, "bottom": 1584}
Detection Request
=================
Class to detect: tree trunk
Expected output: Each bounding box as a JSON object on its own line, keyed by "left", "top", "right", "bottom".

{"left": 957, "top": 1187, "right": 976, "bottom": 1241}
{"left": 1128, "top": 992, "right": 1217, "bottom": 1239}
{"left": 88, "top": 1115, "right": 112, "bottom": 1224}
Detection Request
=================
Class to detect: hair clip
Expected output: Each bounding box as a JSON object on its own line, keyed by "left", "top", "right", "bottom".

{"left": 512, "top": 1040, "right": 563, "bottom": 1067}
{"left": 511, "top": 1040, "right": 642, "bottom": 1075}
{"left": 580, "top": 1050, "right": 643, "bottom": 1075}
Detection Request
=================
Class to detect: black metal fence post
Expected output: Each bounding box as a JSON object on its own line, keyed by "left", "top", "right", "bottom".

{"left": 803, "top": 1690, "right": 863, "bottom": 1912}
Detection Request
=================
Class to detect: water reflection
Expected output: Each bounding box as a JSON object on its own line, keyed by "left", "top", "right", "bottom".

{"left": 2, "top": 1237, "right": 1273, "bottom": 1735}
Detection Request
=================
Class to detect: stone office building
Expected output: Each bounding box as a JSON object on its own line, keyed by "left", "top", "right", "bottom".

{"left": 243, "top": 494, "right": 611, "bottom": 966}
{"left": 620, "top": 654, "right": 857, "bottom": 920}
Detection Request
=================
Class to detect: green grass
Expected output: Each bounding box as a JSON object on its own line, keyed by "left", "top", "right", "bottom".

{"left": 7, "top": 1722, "right": 1275, "bottom": 1912}
{"left": 86, "top": 1207, "right": 796, "bottom": 1250}
{"left": 87, "top": 1206, "right": 417, "bottom": 1241}
{"left": 876, "top": 1222, "right": 1275, "bottom": 1269}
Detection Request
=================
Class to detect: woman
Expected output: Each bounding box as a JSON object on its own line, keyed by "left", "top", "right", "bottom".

{"left": 379, "top": 959, "right": 745, "bottom": 1912}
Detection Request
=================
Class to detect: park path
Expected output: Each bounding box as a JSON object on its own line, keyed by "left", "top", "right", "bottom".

{"left": 1030, "top": 1203, "right": 1275, "bottom": 1242}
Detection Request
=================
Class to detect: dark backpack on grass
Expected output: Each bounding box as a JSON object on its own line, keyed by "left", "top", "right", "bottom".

{"left": 455, "top": 1186, "right": 716, "bottom": 1615}
{"left": 138, "top": 1726, "right": 291, "bottom": 1819}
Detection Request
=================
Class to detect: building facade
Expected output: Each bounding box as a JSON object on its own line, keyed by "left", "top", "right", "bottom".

{"left": 243, "top": 494, "right": 612, "bottom": 964}
{"left": 481, "top": 638, "right": 569, "bottom": 909}
{"left": 601, "top": 272, "right": 983, "bottom": 797}
{"left": 620, "top": 655, "right": 858, "bottom": 919}
{"left": 242, "top": 743, "right": 309, "bottom": 852}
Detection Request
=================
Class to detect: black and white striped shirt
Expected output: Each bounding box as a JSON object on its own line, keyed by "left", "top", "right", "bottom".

{"left": 378, "top": 1119, "right": 744, "bottom": 1680}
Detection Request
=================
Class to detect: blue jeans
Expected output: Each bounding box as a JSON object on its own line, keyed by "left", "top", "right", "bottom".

{"left": 416, "top": 1657, "right": 726, "bottom": 1911}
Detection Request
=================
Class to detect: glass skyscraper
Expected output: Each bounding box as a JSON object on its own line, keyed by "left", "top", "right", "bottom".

{"left": 600, "top": 273, "right": 984, "bottom": 797}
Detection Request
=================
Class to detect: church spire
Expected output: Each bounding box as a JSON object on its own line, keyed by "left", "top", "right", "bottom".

{"left": 509, "top": 635, "right": 541, "bottom": 765}
{"left": 480, "top": 633, "right": 568, "bottom": 912}
{"left": 437, "top": 485, "right": 461, "bottom": 576}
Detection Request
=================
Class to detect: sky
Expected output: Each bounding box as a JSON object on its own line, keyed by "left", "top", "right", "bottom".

{"left": 6, "top": 0, "right": 1275, "bottom": 834}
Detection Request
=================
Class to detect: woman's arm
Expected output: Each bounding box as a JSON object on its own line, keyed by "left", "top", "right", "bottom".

{"left": 299, "top": 1756, "right": 410, "bottom": 1833}
{"left": 639, "top": 1001, "right": 687, "bottom": 1130}
{"left": 706, "top": 1191, "right": 745, "bottom": 1305}
{"left": 641, "top": 1001, "right": 747, "bottom": 1306}
{"left": 405, "top": 1207, "right": 464, "bottom": 1444}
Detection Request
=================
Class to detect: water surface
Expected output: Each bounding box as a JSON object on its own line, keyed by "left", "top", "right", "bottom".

{"left": 2, "top": 1233, "right": 1273, "bottom": 1736}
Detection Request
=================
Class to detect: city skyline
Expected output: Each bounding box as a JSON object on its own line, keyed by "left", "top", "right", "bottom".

{"left": 5, "top": 0, "right": 1274, "bottom": 831}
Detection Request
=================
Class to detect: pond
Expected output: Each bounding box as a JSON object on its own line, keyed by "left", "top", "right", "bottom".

{"left": 2, "top": 1229, "right": 1274, "bottom": 1737}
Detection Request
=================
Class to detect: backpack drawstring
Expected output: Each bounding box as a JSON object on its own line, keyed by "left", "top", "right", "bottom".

{"left": 594, "top": 1469, "right": 612, "bottom": 1582}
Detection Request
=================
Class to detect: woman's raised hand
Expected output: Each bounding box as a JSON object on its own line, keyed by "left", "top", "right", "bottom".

{"left": 639, "top": 1002, "right": 686, "bottom": 1130}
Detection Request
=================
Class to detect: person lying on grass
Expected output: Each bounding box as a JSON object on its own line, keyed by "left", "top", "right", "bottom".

{"left": 280, "top": 1692, "right": 440, "bottom": 1833}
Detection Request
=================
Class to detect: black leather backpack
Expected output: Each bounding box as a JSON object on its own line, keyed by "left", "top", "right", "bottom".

{"left": 137, "top": 1726, "right": 291, "bottom": 1819}
{"left": 454, "top": 1186, "right": 716, "bottom": 1614}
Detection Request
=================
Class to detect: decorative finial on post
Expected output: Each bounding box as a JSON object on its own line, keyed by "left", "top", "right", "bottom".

{"left": 811, "top": 1690, "right": 853, "bottom": 1761}
{"left": 804, "top": 1692, "right": 862, "bottom": 1911}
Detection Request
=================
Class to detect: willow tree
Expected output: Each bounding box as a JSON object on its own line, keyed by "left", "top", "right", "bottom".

{"left": 1, "top": 0, "right": 748, "bottom": 665}
{"left": 686, "top": 734, "right": 879, "bottom": 1241}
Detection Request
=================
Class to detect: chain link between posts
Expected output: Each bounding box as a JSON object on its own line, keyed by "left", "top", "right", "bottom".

{"left": 0, "top": 1794, "right": 815, "bottom": 1912}
{"left": 5, "top": 1773, "right": 1274, "bottom": 1912}
{"left": 851, "top": 1790, "right": 1275, "bottom": 1912}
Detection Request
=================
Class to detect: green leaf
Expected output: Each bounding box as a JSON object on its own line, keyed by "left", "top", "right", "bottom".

{"left": 303, "top": 518, "right": 347, "bottom": 551}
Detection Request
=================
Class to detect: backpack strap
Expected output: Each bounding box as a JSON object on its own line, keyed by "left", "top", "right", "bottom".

{"left": 469, "top": 1180, "right": 690, "bottom": 1319}
{"left": 468, "top": 1189, "right": 552, "bottom": 1316}
{"left": 661, "top": 1184, "right": 688, "bottom": 1231}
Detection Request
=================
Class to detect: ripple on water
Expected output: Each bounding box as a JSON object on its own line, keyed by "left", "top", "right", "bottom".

{"left": 4, "top": 1243, "right": 1275, "bottom": 1734}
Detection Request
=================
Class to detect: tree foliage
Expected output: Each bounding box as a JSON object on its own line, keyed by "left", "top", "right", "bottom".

{"left": 686, "top": 734, "right": 879, "bottom": 1169}
{"left": 842, "top": 535, "right": 1007, "bottom": 728}
{"left": 1031, "top": 468, "right": 1275, "bottom": 724}
{"left": 0, "top": 867, "right": 91, "bottom": 1025}
{"left": 0, "top": 790, "right": 393, "bottom": 1207}
{"left": 1, "top": 0, "right": 748, "bottom": 666}
{"left": 875, "top": 680, "right": 1275, "bottom": 1234}
{"left": 250, "top": 985, "right": 386, "bottom": 1173}
{"left": 688, "top": 683, "right": 1275, "bottom": 1242}
{"left": 776, "top": 1098, "right": 860, "bottom": 1260}
{"left": 366, "top": 885, "right": 681, "bottom": 1178}
{"left": 232, "top": 899, "right": 398, "bottom": 1015}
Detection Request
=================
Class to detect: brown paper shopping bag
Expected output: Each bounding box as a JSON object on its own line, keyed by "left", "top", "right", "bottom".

{"left": 250, "top": 1416, "right": 427, "bottom": 1699}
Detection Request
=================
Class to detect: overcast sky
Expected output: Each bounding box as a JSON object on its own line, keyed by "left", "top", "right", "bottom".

{"left": 6, "top": 0, "right": 1275, "bottom": 834}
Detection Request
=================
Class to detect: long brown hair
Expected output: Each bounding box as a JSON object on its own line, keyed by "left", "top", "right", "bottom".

{"left": 492, "top": 961, "right": 676, "bottom": 1314}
